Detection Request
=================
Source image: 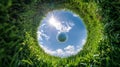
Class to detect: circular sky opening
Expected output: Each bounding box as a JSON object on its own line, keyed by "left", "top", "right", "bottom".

{"left": 37, "top": 10, "right": 87, "bottom": 58}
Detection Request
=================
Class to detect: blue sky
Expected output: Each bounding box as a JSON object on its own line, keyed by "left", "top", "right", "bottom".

{"left": 37, "top": 10, "right": 87, "bottom": 58}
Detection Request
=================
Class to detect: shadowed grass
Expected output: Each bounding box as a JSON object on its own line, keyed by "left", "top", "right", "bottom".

{"left": 0, "top": 0, "right": 120, "bottom": 67}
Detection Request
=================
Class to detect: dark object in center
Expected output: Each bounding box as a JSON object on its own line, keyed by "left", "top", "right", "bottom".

{"left": 58, "top": 32, "right": 67, "bottom": 42}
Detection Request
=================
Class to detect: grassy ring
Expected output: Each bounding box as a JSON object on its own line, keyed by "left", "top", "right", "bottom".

{"left": 19, "top": 1, "right": 103, "bottom": 66}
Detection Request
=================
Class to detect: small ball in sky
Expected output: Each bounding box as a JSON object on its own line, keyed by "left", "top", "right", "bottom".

{"left": 57, "top": 32, "right": 67, "bottom": 42}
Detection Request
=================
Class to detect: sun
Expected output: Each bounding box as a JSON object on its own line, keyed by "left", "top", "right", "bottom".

{"left": 49, "top": 16, "right": 56, "bottom": 26}
{"left": 48, "top": 15, "right": 61, "bottom": 29}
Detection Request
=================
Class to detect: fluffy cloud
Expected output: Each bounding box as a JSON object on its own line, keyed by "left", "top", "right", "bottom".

{"left": 64, "top": 45, "right": 75, "bottom": 54}
{"left": 40, "top": 44, "right": 80, "bottom": 58}
{"left": 73, "top": 13, "right": 79, "bottom": 17}
{"left": 37, "top": 30, "right": 49, "bottom": 41}
{"left": 56, "top": 49, "right": 64, "bottom": 56}
{"left": 48, "top": 15, "right": 74, "bottom": 33}
{"left": 40, "top": 45, "right": 56, "bottom": 55}
{"left": 81, "top": 39, "right": 86, "bottom": 45}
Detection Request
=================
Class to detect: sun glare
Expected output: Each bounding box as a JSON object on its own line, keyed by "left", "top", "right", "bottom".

{"left": 48, "top": 16, "right": 61, "bottom": 29}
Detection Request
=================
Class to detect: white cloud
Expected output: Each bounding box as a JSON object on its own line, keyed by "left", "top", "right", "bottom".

{"left": 37, "top": 30, "right": 49, "bottom": 41}
{"left": 40, "top": 45, "right": 56, "bottom": 55}
{"left": 48, "top": 15, "right": 74, "bottom": 33}
{"left": 40, "top": 44, "right": 81, "bottom": 58}
{"left": 81, "top": 39, "right": 86, "bottom": 45}
{"left": 56, "top": 49, "right": 64, "bottom": 55}
{"left": 73, "top": 14, "right": 79, "bottom": 17}
{"left": 64, "top": 45, "right": 74, "bottom": 51}
{"left": 76, "top": 39, "right": 87, "bottom": 51}
{"left": 64, "top": 45, "right": 77, "bottom": 55}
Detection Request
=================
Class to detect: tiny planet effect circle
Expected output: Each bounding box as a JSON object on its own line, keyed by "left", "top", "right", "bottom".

{"left": 37, "top": 10, "right": 87, "bottom": 58}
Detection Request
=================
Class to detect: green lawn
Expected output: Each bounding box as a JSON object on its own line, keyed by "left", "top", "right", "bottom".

{"left": 0, "top": 0, "right": 120, "bottom": 67}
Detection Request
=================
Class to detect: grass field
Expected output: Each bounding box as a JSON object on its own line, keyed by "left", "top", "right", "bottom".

{"left": 0, "top": 0, "right": 120, "bottom": 67}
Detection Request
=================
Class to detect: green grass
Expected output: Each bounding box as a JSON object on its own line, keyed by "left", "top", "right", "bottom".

{"left": 0, "top": 0, "right": 120, "bottom": 67}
